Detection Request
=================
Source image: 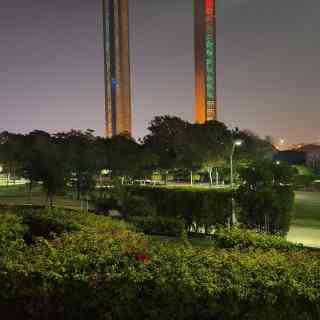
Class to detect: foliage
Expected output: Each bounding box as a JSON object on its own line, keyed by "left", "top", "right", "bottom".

{"left": 0, "top": 212, "right": 26, "bottom": 242}
{"left": 0, "top": 207, "right": 320, "bottom": 320}
{"left": 129, "top": 215, "right": 186, "bottom": 237}
{"left": 236, "top": 160, "right": 295, "bottom": 235}
{"left": 213, "top": 227, "right": 301, "bottom": 251}
{"left": 293, "top": 174, "right": 315, "bottom": 190}
{"left": 233, "top": 129, "right": 275, "bottom": 161}
{"left": 128, "top": 185, "right": 233, "bottom": 231}
{"left": 92, "top": 185, "right": 156, "bottom": 218}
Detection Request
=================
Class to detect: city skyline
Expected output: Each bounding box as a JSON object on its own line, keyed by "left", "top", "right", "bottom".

{"left": 104, "top": 0, "right": 218, "bottom": 137}
{"left": 0, "top": 0, "right": 320, "bottom": 144}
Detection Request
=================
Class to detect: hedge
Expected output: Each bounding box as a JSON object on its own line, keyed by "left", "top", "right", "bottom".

{"left": 1, "top": 207, "right": 320, "bottom": 319}
{"left": 235, "top": 185, "right": 295, "bottom": 235}
{"left": 128, "top": 215, "right": 186, "bottom": 237}
{"left": 213, "top": 227, "right": 302, "bottom": 251}
{"left": 127, "top": 186, "right": 233, "bottom": 231}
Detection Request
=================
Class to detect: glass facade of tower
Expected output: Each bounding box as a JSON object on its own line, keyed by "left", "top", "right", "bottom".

{"left": 194, "top": 0, "right": 217, "bottom": 123}
{"left": 103, "top": 0, "right": 131, "bottom": 138}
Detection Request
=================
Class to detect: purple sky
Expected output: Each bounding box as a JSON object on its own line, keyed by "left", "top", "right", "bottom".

{"left": 0, "top": 0, "right": 320, "bottom": 145}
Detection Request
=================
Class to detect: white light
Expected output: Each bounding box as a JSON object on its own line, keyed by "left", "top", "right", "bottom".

{"left": 234, "top": 140, "right": 243, "bottom": 147}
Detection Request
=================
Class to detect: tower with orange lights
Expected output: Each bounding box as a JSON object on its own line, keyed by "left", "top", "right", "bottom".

{"left": 194, "top": 0, "right": 217, "bottom": 123}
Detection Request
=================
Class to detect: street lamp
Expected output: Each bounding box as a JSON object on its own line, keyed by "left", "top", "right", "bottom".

{"left": 230, "top": 139, "right": 243, "bottom": 225}
{"left": 230, "top": 140, "right": 243, "bottom": 188}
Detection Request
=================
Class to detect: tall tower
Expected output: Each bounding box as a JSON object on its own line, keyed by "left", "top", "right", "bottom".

{"left": 103, "top": 0, "right": 131, "bottom": 138}
{"left": 194, "top": 0, "right": 217, "bottom": 123}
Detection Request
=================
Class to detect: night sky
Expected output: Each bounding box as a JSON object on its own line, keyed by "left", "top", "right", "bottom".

{"left": 1, "top": 0, "right": 320, "bottom": 145}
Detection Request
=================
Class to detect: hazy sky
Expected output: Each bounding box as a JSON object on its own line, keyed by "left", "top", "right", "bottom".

{"left": 0, "top": 0, "right": 320, "bottom": 145}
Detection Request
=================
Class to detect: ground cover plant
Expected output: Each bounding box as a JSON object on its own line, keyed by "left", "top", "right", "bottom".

{"left": 0, "top": 206, "right": 320, "bottom": 320}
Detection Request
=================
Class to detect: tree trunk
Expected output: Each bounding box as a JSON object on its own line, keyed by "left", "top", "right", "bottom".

{"left": 208, "top": 168, "right": 213, "bottom": 186}
{"left": 13, "top": 166, "right": 16, "bottom": 185}
{"left": 215, "top": 168, "right": 219, "bottom": 186}
{"left": 190, "top": 171, "right": 193, "bottom": 186}
{"left": 28, "top": 181, "right": 33, "bottom": 203}
{"left": 76, "top": 178, "right": 80, "bottom": 200}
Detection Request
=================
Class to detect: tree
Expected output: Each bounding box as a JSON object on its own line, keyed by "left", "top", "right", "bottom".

{"left": 22, "top": 131, "right": 67, "bottom": 207}
{"left": 54, "top": 130, "right": 99, "bottom": 200}
{"left": 0, "top": 132, "right": 25, "bottom": 184}
{"left": 235, "top": 160, "right": 295, "bottom": 235}
{"left": 232, "top": 129, "right": 275, "bottom": 162}
{"left": 193, "top": 121, "right": 232, "bottom": 185}
{"left": 143, "top": 116, "right": 190, "bottom": 180}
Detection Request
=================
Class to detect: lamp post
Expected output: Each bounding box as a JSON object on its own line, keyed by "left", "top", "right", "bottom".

{"left": 230, "top": 140, "right": 243, "bottom": 188}
{"left": 230, "top": 140, "right": 243, "bottom": 224}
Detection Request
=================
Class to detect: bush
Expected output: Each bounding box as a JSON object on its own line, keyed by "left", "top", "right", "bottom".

{"left": 20, "top": 208, "right": 82, "bottom": 242}
{"left": 0, "top": 212, "right": 27, "bottom": 243}
{"left": 293, "top": 174, "right": 315, "bottom": 190}
{"left": 236, "top": 161, "right": 295, "bottom": 235}
{"left": 92, "top": 186, "right": 156, "bottom": 218}
{"left": 127, "top": 185, "right": 233, "bottom": 231}
{"left": 1, "top": 207, "right": 320, "bottom": 320}
{"left": 129, "top": 215, "right": 185, "bottom": 237}
{"left": 213, "top": 227, "right": 300, "bottom": 251}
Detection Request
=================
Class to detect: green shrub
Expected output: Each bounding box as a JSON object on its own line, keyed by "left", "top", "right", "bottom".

{"left": 92, "top": 187, "right": 156, "bottom": 218}
{"left": 1, "top": 207, "right": 320, "bottom": 320}
{"left": 129, "top": 215, "right": 185, "bottom": 237}
{"left": 127, "top": 185, "right": 233, "bottom": 231}
{"left": 20, "top": 208, "right": 82, "bottom": 242}
{"left": 293, "top": 174, "right": 315, "bottom": 190}
{"left": 213, "top": 227, "right": 301, "bottom": 251}
{"left": 0, "top": 212, "right": 27, "bottom": 243}
{"left": 236, "top": 161, "right": 295, "bottom": 235}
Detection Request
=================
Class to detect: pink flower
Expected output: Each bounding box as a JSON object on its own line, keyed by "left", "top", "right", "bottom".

{"left": 134, "top": 252, "right": 148, "bottom": 262}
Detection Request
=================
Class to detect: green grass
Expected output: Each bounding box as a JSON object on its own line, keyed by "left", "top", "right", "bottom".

{"left": 0, "top": 185, "right": 84, "bottom": 210}
{"left": 291, "top": 192, "right": 320, "bottom": 227}
{"left": 287, "top": 191, "right": 320, "bottom": 247}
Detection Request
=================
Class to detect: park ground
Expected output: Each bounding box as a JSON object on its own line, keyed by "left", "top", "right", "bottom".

{"left": 0, "top": 186, "right": 319, "bottom": 248}
{"left": 287, "top": 191, "right": 320, "bottom": 248}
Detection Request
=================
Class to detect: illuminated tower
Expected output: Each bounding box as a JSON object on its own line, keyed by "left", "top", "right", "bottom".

{"left": 194, "top": 0, "right": 217, "bottom": 123}
{"left": 103, "top": 0, "right": 131, "bottom": 137}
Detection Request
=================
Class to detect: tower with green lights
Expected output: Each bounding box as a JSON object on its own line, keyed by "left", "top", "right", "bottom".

{"left": 194, "top": 0, "right": 217, "bottom": 123}
{"left": 102, "top": 0, "right": 131, "bottom": 138}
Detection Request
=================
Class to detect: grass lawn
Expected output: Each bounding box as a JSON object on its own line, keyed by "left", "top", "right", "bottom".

{"left": 287, "top": 191, "right": 320, "bottom": 248}
{"left": 0, "top": 185, "right": 84, "bottom": 210}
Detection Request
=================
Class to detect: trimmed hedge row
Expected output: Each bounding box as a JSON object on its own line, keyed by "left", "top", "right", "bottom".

{"left": 1, "top": 207, "right": 320, "bottom": 320}
{"left": 128, "top": 215, "right": 186, "bottom": 237}
{"left": 213, "top": 227, "right": 302, "bottom": 251}
{"left": 127, "top": 186, "right": 233, "bottom": 231}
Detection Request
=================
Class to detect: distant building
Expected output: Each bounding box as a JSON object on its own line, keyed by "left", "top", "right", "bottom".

{"left": 274, "top": 150, "right": 306, "bottom": 166}
{"left": 297, "top": 145, "right": 320, "bottom": 171}
{"left": 194, "top": 0, "right": 217, "bottom": 123}
{"left": 102, "top": 0, "right": 218, "bottom": 137}
{"left": 275, "top": 144, "right": 320, "bottom": 170}
{"left": 102, "top": 0, "right": 131, "bottom": 138}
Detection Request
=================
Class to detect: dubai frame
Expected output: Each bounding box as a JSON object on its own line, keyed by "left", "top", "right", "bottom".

{"left": 103, "top": 0, "right": 217, "bottom": 137}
